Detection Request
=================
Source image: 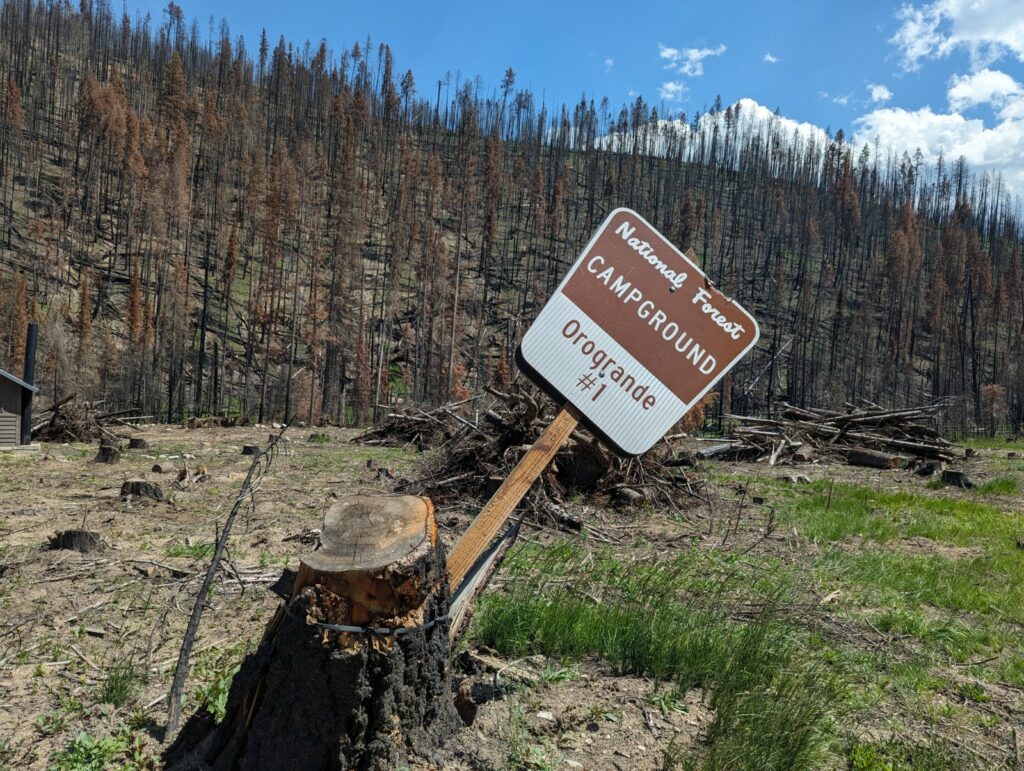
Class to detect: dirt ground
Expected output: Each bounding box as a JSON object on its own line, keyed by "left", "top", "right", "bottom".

{"left": 0, "top": 426, "right": 1022, "bottom": 769}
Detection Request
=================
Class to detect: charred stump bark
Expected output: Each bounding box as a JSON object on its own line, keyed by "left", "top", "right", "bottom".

{"left": 94, "top": 443, "right": 120, "bottom": 463}
{"left": 165, "top": 495, "right": 458, "bottom": 771}
{"left": 48, "top": 530, "right": 103, "bottom": 553}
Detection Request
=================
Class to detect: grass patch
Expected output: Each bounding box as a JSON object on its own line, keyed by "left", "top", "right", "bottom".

{"left": 973, "top": 477, "right": 1019, "bottom": 495}
{"left": 816, "top": 547, "right": 1024, "bottom": 619}
{"left": 772, "top": 481, "right": 1018, "bottom": 547}
{"left": 961, "top": 436, "right": 1024, "bottom": 450}
{"left": 847, "top": 737, "right": 967, "bottom": 770}
{"left": 473, "top": 542, "right": 836, "bottom": 769}
{"left": 769, "top": 481, "right": 1024, "bottom": 622}
{"left": 99, "top": 661, "right": 143, "bottom": 708}
{"left": 165, "top": 542, "right": 216, "bottom": 560}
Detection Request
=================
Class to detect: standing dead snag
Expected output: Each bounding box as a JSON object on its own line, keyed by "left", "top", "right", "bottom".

{"left": 164, "top": 495, "right": 457, "bottom": 771}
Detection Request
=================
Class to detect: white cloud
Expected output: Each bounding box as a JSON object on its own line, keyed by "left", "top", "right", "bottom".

{"left": 763, "top": 52, "right": 779, "bottom": 64}
{"left": 659, "top": 81, "right": 689, "bottom": 102}
{"left": 820, "top": 90, "right": 852, "bottom": 106}
{"left": 947, "top": 68, "right": 1023, "bottom": 114}
{"left": 659, "top": 42, "right": 727, "bottom": 77}
{"left": 868, "top": 83, "right": 893, "bottom": 103}
{"left": 658, "top": 44, "right": 681, "bottom": 63}
{"left": 891, "top": 0, "right": 1024, "bottom": 71}
{"left": 604, "top": 57, "right": 614, "bottom": 72}
{"left": 854, "top": 104, "right": 1024, "bottom": 192}
{"left": 891, "top": 3, "right": 946, "bottom": 70}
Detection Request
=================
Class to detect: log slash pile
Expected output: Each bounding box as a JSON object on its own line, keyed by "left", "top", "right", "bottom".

{"left": 355, "top": 386, "right": 701, "bottom": 509}
{"left": 703, "top": 401, "right": 959, "bottom": 467}
{"left": 32, "top": 395, "right": 150, "bottom": 443}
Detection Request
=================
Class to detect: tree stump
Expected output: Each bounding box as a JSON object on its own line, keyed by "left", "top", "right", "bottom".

{"left": 94, "top": 444, "right": 120, "bottom": 463}
{"left": 121, "top": 479, "right": 164, "bottom": 501}
{"left": 915, "top": 460, "right": 946, "bottom": 477}
{"left": 49, "top": 530, "right": 103, "bottom": 553}
{"left": 128, "top": 437, "right": 149, "bottom": 450}
{"left": 165, "top": 495, "right": 457, "bottom": 771}
{"left": 941, "top": 469, "right": 974, "bottom": 488}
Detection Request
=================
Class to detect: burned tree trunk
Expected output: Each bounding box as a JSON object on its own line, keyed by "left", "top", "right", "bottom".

{"left": 165, "top": 495, "right": 457, "bottom": 771}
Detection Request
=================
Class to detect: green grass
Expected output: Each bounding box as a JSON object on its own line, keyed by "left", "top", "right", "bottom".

{"left": 961, "top": 436, "right": 1024, "bottom": 450}
{"left": 632, "top": 473, "right": 1024, "bottom": 766}
{"left": 473, "top": 542, "right": 836, "bottom": 770}
{"left": 815, "top": 548, "right": 1024, "bottom": 619}
{"left": 758, "top": 481, "right": 1024, "bottom": 628}
{"left": 164, "top": 542, "right": 216, "bottom": 560}
{"left": 773, "top": 481, "right": 1019, "bottom": 547}
{"left": 99, "top": 661, "right": 143, "bottom": 708}
{"left": 847, "top": 737, "right": 966, "bottom": 770}
{"left": 972, "top": 477, "right": 1019, "bottom": 495}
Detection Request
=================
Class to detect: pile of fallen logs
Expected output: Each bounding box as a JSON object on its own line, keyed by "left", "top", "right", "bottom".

{"left": 354, "top": 396, "right": 484, "bottom": 449}
{"left": 355, "top": 385, "right": 701, "bottom": 510}
{"left": 32, "top": 395, "right": 151, "bottom": 443}
{"left": 701, "top": 401, "right": 959, "bottom": 467}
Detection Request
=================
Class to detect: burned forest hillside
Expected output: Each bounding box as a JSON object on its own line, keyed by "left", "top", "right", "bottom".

{"left": 0, "top": 0, "right": 1022, "bottom": 432}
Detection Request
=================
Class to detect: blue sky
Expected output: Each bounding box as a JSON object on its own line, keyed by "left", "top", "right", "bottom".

{"left": 139, "top": 0, "right": 1024, "bottom": 193}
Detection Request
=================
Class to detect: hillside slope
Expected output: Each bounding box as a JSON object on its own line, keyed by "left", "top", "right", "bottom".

{"left": 0, "top": 1, "right": 1021, "bottom": 432}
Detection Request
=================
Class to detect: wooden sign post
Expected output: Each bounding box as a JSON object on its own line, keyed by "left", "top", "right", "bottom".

{"left": 448, "top": 207, "right": 760, "bottom": 595}
{"left": 447, "top": 406, "right": 579, "bottom": 589}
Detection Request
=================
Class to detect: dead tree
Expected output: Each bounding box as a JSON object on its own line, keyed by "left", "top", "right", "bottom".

{"left": 165, "top": 495, "right": 457, "bottom": 770}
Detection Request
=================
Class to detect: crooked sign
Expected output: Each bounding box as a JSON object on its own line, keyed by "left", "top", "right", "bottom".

{"left": 518, "top": 207, "right": 759, "bottom": 455}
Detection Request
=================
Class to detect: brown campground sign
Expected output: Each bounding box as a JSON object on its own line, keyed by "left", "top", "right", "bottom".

{"left": 518, "top": 207, "right": 760, "bottom": 456}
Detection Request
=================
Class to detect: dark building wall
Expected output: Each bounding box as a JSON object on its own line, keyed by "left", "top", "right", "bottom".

{"left": 0, "top": 380, "right": 21, "bottom": 415}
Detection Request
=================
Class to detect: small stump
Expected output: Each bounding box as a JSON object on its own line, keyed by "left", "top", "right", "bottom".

{"left": 121, "top": 479, "right": 164, "bottom": 501}
{"left": 49, "top": 530, "right": 103, "bottom": 553}
{"left": 165, "top": 495, "right": 457, "bottom": 770}
{"left": 152, "top": 463, "right": 173, "bottom": 474}
{"left": 94, "top": 444, "right": 120, "bottom": 464}
{"left": 915, "top": 460, "right": 945, "bottom": 477}
{"left": 241, "top": 445, "right": 259, "bottom": 456}
{"left": 128, "top": 437, "right": 149, "bottom": 450}
{"left": 941, "top": 469, "right": 974, "bottom": 488}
